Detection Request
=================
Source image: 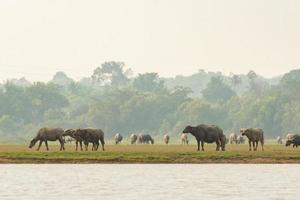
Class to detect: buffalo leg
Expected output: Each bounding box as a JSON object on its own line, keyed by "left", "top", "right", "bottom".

{"left": 252, "top": 142, "right": 256, "bottom": 151}
{"left": 45, "top": 140, "right": 49, "bottom": 151}
{"left": 96, "top": 142, "right": 99, "bottom": 151}
{"left": 62, "top": 138, "right": 65, "bottom": 150}
{"left": 94, "top": 142, "right": 99, "bottom": 151}
{"left": 248, "top": 140, "right": 252, "bottom": 151}
{"left": 222, "top": 142, "right": 225, "bottom": 151}
{"left": 58, "top": 138, "right": 65, "bottom": 151}
{"left": 196, "top": 140, "right": 200, "bottom": 151}
{"left": 37, "top": 140, "right": 43, "bottom": 151}
{"left": 255, "top": 141, "right": 258, "bottom": 151}
{"left": 79, "top": 141, "right": 83, "bottom": 151}
{"left": 100, "top": 139, "right": 105, "bottom": 151}
{"left": 75, "top": 141, "right": 78, "bottom": 151}
{"left": 216, "top": 140, "right": 220, "bottom": 151}
{"left": 261, "top": 141, "right": 264, "bottom": 151}
{"left": 58, "top": 137, "right": 64, "bottom": 151}
{"left": 201, "top": 141, "right": 204, "bottom": 151}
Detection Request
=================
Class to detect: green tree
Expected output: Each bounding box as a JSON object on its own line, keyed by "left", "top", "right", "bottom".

{"left": 26, "top": 82, "right": 69, "bottom": 123}
{"left": 0, "top": 115, "right": 20, "bottom": 133}
{"left": 0, "top": 83, "right": 32, "bottom": 122}
{"left": 132, "top": 73, "right": 166, "bottom": 93}
{"left": 231, "top": 74, "right": 242, "bottom": 86}
{"left": 92, "top": 61, "right": 131, "bottom": 87}
{"left": 202, "top": 77, "right": 236, "bottom": 102}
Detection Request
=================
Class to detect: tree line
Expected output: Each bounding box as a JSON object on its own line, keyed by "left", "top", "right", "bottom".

{"left": 0, "top": 61, "right": 299, "bottom": 143}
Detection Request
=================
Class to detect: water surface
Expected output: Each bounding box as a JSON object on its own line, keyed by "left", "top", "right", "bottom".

{"left": 0, "top": 164, "right": 299, "bottom": 200}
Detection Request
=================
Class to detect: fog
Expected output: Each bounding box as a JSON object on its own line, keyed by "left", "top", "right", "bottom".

{"left": 1, "top": 0, "right": 300, "bottom": 81}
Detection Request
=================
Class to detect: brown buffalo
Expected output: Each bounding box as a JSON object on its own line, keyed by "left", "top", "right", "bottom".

{"left": 240, "top": 128, "right": 264, "bottom": 151}
{"left": 29, "top": 128, "right": 65, "bottom": 151}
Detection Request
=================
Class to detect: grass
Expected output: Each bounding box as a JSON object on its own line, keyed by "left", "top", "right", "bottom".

{"left": 0, "top": 144, "right": 300, "bottom": 163}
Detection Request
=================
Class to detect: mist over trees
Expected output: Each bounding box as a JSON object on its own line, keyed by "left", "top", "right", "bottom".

{"left": 0, "top": 61, "right": 299, "bottom": 143}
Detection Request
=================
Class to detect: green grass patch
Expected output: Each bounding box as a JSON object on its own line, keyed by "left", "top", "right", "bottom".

{"left": 0, "top": 144, "right": 299, "bottom": 163}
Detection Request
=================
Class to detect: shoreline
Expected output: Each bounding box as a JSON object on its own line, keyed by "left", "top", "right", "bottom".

{"left": 0, "top": 144, "right": 300, "bottom": 164}
{"left": 1, "top": 158, "right": 300, "bottom": 164}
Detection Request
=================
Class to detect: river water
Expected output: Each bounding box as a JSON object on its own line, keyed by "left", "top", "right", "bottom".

{"left": 0, "top": 164, "right": 299, "bottom": 200}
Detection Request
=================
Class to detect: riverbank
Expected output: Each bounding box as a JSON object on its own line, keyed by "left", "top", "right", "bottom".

{"left": 0, "top": 144, "right": 299, "bottom": 164}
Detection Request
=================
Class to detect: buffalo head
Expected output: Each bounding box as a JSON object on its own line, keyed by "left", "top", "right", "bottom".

{"left": 183, "top": 126, "right": 193, "bottom": 134}
{"left": 240, "top": 128, "right": 248, "bottom": 136}
{"left": 285, "top": 140, "right": 292, "bottom": 147}
{"left": 29, "top": 138, "right": 37, "bottom": 148}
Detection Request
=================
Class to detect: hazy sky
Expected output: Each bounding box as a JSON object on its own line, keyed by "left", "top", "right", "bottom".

{"left": 0, "top": 0, "right": 300, "bottom": 81}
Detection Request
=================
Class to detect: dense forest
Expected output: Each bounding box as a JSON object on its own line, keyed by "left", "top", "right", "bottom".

{"left": 0, "top": 61, "right": 299, "bottom": 143}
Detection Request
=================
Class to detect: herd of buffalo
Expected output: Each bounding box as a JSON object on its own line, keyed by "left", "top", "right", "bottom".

{"left": 28, "top": 124, "right": 300, "bottom": 151}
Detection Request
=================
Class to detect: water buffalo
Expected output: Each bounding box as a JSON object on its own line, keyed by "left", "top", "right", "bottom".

{"left": 276, "top": 136, "right": 283, "bottom": 144}
{"left": 183, "top": 124, "right": 226, "bottom": 151}
{"left": 29, "top": 128, "right": 65, "bottom": 151}
{"left": 181, "top": 133, "right": 189, "bottom": 145}
{"left": 130, "top": 134, "right": 138, "bottom": 144}
{"left": 138, "top": 134, "right": 154, "bottom": 144}
{"left": 237, "top": 135, "right": 245, "bottom": 144}
{"left": 240, "top": 128, "right": 264, "bottom": 151}
{"left": 163, "top": 134, "right": 170, "bottom": 144}
{"left": 114, "top": 133, "right": 123, "bottom": 144}
{"left": 286, "top": 133, "right": 296, "bottom": 141}
{"left": 64, "top": 129, "right": 84, "bottom": 151}
{"left": 79, "top": 128, "right": 105, "bottom": 151}
{"left": 285, "top": 134, "right": 300, "bottom": 148}
{"left": 229, "top": 133, "right": 238, "bottom": 144}
{"left": 64, "top": 128, "right": 105, "bottom": 151}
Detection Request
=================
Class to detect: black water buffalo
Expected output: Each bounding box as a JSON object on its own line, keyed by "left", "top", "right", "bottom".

{"left": 137, "top": 134, "right": 154, "bottom": 144}
{"left": 183, "top": 124, "right": 226, "bottom": 151}
{"left": 285, "top": 134, "right": 300, "bottom": 148}
{"left": 64, "top": 128, "right": 105, "bottom": 151}
{"left": 29, "top": 128, "right": 65, "bottom": 151}
{"left": 240, "top": 128, "right": 264, "bottom": 151}
{"left": 77, "top": 128, "right": 105, "bottom": 151}
{"left": 64, "top": 129, "right": 84, "bottom": 151}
